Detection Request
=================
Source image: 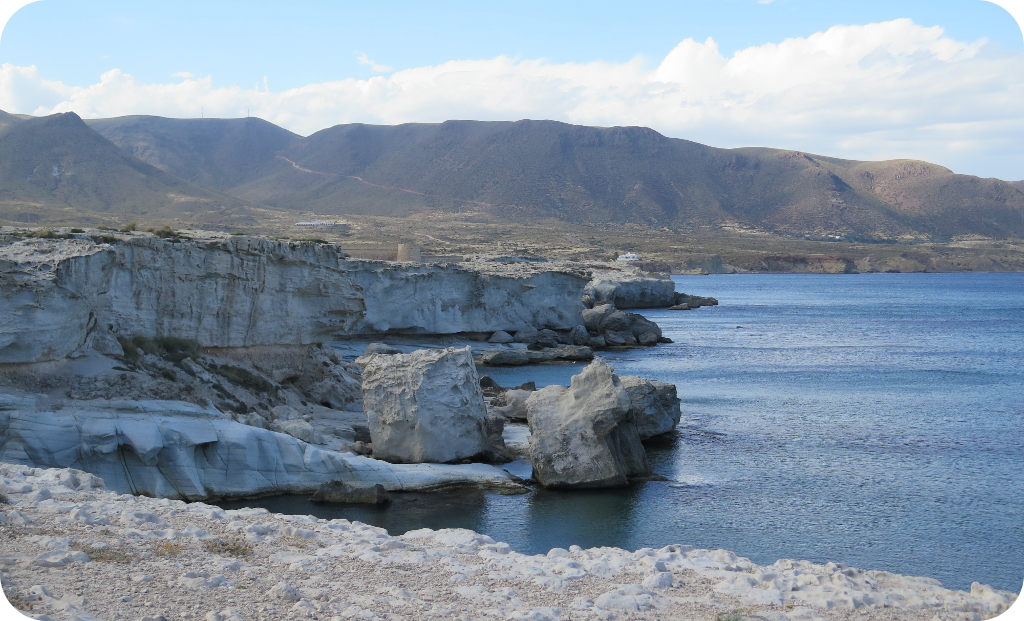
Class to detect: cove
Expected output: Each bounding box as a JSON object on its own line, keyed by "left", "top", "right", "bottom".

{"left": 219, "top": 273, "right": 1024, "bottom": 594}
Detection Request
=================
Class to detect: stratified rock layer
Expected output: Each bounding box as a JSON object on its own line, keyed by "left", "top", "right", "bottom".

{"left": 0, "top": 394, "right": 520, "bottom": 500}
{"left": 362, "top": 347, "right": 490, "bottom": 464}
{"left": 526, "top": 360, "right": 650, "bottom": 487}
{"left": 0, "top": 233, "right": 588, "bottom": 363}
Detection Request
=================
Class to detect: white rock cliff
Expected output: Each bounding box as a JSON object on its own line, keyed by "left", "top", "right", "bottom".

{"left": 0, "top": 233, "right": 588, "bottom": 363}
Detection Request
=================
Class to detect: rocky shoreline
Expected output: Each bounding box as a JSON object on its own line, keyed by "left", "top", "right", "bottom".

{"left": 0, "top": 462, "right": 1016, "bottom": 621}
{"left": 4, "top": 229, "right": 1014, "bottom": 620}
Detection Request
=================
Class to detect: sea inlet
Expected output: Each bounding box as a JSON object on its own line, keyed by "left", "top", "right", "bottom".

{"left": 219, "top": 273, "right": 1024, "bottom": 594}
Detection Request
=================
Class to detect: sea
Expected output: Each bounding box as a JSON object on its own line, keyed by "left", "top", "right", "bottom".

{"left": 218, "top": 273, "right": 1024, "bottom": 594}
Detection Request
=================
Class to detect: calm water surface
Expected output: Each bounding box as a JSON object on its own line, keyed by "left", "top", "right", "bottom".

{"left": 219, "top": 273, "right": 1024, "bottom": 593}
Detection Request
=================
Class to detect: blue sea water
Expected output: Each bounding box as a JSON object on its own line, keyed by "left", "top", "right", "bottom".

{"left": 220, "top": 273, "right": 1024, "bottom": 593}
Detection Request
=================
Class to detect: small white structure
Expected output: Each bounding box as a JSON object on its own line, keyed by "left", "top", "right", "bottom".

{"left": 616, "top": 253, "right": 641, "bottom": 261}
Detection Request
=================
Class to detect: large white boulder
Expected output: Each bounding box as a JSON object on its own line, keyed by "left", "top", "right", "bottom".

{"left": 620, "top": 376, "right": 682, "bottom": 439}
{"left": 525, "top": 360, "right": 650, "bottom": 487}
{"left": 0, "top": 394, "right": 521, "bottom": 499}
{"left": 362, "top": 347, "right": 490, "bottom": 464}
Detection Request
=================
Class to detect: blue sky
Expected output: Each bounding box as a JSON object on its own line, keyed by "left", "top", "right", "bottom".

{"left": 1, "top": 0, "right": 1020, "bottom": 91}
{"left": 0, "top": 1, "right": 1022, "bottom": 180}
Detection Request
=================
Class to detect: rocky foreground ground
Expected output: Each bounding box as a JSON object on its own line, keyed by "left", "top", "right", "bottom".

{"left": 1, "top": 464, "right": 1016, "bottom": 621}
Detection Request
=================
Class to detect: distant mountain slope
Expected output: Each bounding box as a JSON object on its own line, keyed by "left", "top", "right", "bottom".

{"left": 232, "top": 119, "right": 1024, "bottom": 239}
{"left": 20, "top": 112, "right": 1024, "bottom": 239}
{"left": 0, "top": 112, "right": 260, "bottom": 226}
{"left": 87, "top": 115, "right": 302, "bottom": 191}
{"left": 0, "top": 110, "right": 23, "bottom": 133}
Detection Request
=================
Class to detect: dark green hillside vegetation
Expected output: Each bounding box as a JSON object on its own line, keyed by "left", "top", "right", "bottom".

{"left": 87, "top": 115, "right": 302, "bottom": 191}
{"left": 0, "top": 112, "right": 264, "bottom": 226}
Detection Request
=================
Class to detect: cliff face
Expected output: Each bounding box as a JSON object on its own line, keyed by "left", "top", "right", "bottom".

{"left": 0, "top": 232, "right": 588, "bottom": 363}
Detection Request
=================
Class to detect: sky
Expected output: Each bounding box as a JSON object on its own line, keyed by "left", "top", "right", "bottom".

{"left": 0, "top": 0, "right": 1022, "bottom": 180}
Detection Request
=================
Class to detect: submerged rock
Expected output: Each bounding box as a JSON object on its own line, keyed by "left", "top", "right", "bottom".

{"left": 362, "top": 347, "right": 491, "bottom": 464}
{"left": 620, "top": 376, "right": 681, "bottom": 439}
{"left": 310, "top": 481, "right": 391, "bottom": 504}
{"left": 526, "top": 360, "right": 650, "bottom": 488}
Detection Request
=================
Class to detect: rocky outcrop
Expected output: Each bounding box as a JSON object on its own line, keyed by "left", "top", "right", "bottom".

{"left": 582, "top": 266, "right": 718, "bottom": 309}
{"left": 584, "top": 269, "right": 677, "bottom": 309}
{"left": 477, "top": 345, "right": 593, "bottom": 366}
{"left": 361, "top": 347, "right": 491, "bottom": 464}
{"left": 0, "top": 394, "right": 523, "bottom": 500}
{"left": 525, "top": 360, "right": 650, "bottom": 488}
{"left": 582, "top": 304, "right": 663, "bottom": 346}
{"left": 620, "top": 377, "right": 681, "bottom": 439}
{"left": 489, "top": 389, "right": 532, "bottom": 422}
{"left": 0, "top": 233, "right": 589, "bottom": 364}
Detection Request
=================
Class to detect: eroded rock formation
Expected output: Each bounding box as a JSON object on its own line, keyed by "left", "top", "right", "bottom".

{"left": 362, "top": 347, "right": 492, "bottom": 464}
{"left": 0, "top": 394, "right": 522, "bottom": 500}
{"left": 526, "top": 360, "right": 650, "bottom": 488}
{"left": 620, "top": 376, "right": 682, "bottom": 439}
{"left": 582, "top": 304, "right": 663, "bottom": 347}
{"left": 583, "top": 267, "right": 718, "bottom": 310}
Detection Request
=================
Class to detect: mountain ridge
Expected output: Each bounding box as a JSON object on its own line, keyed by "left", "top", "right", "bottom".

{"left": 0, "top": 112, "right": 264, "bottom": 226}
{"left": 4, "top": 110, "right": 1022, "bottom": 240}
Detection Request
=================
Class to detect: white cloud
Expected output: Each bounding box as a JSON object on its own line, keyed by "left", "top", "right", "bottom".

{"left": 356, "top": 52, "right": 393, "bottom": 73}
{"left": 1, "top": 18, "right": 1022, "bottom": 179}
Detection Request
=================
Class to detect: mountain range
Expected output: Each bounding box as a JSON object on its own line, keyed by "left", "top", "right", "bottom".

{"left": 1, "top": 109, "right": 1022, "bottom": 239}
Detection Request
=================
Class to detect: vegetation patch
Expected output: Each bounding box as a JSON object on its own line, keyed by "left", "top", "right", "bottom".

{"left": 6, "top": 590, "right": 42, "bottom": 613}
{"left": 147, "top": 224, "right": 189, "bottom": 241}
{"left": 213, "top": 364, "right": 275, "bottom": 396}
{"left": 152, "top": 540, "right": 183, "bottom": 556}
{"left": 117, "top": 334, "right": 202, "bottom": 365}
{"left": 73, "top": 544, "right": 135, "bottom": 564}
{"left": 201, "top": 534, "right": 254, "bottom": 557}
